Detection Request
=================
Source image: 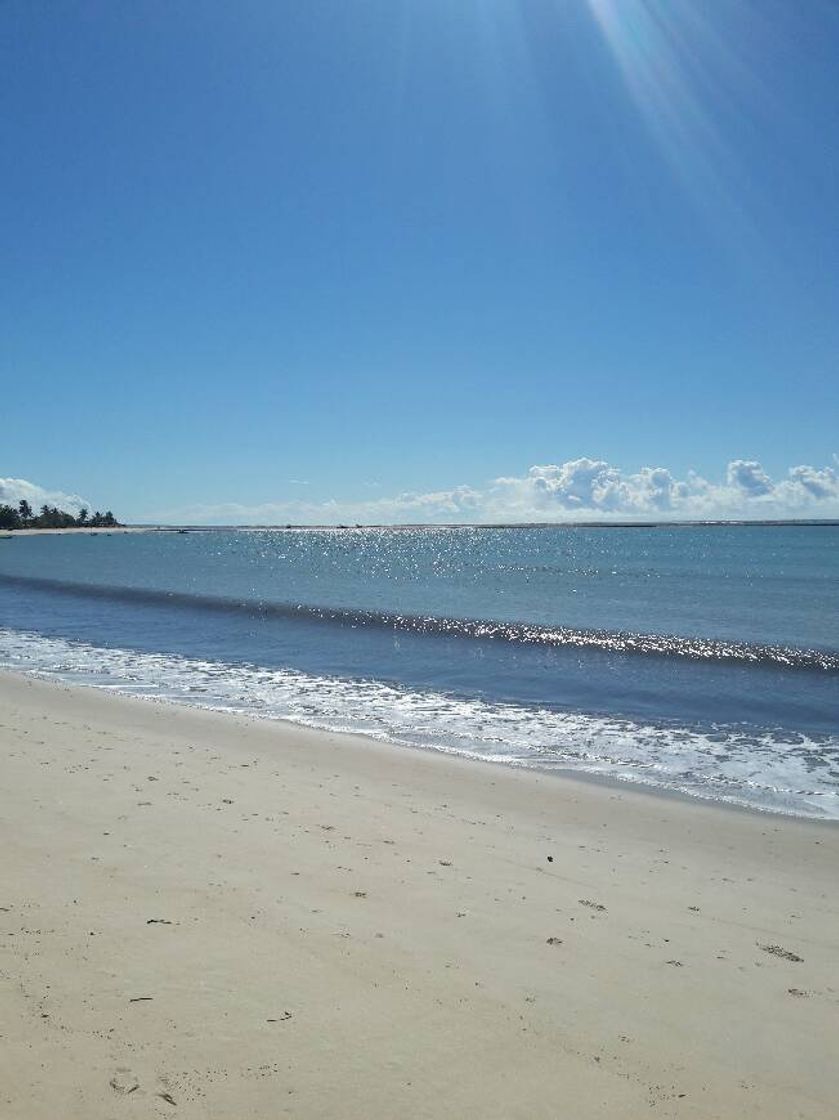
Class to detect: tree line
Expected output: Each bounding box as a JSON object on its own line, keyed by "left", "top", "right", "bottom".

{"left": 0, "top": 499, "right": 120, "bottom": 531}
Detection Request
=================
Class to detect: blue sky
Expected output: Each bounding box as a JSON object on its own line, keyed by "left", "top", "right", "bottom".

{"left": 2, "top": 1, "right": 838, "bottom": 522}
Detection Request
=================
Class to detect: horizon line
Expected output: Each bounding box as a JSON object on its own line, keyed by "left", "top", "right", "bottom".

{"left": 126, "top": 519, "right": 839, "bottom": 531}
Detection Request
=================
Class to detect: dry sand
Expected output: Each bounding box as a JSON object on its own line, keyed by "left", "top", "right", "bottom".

{"left": 1, "top": 670, "right": 837, "bottom": 1119}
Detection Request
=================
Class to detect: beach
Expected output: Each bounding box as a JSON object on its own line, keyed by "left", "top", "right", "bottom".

{"left": 1, "top": 671, "right": 837, "bottom": 1118}
{"left": 3, "top": 527, "right": 156, "bottom": 536}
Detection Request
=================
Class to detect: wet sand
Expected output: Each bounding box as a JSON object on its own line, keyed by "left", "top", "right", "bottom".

{"left": 5, "top": 527, "right": 154, "bottom": 535}
{"left": 1, "top": 670, "right": 837, "bottom": 1118}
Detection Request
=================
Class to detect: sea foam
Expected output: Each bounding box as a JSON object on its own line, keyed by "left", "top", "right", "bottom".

{"left": 2, "top": 626, "right": 837, "bottom": 820}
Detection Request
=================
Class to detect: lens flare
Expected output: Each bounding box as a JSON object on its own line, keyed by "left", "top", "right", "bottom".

{"left": 585, "top": 0, "right": 769, "bottom": 228}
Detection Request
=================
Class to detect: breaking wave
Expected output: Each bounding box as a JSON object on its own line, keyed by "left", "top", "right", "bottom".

{"left": 2, "top": 573, "right": 837, "bottom": 672}
{"left": 1, "top": 626, "right": 837, "bottom": 820}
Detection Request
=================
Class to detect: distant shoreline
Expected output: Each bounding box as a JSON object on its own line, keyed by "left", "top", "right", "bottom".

{"left": 4, "top": 518, "right": 839, "bottom": 536}
{"left": 3, "top": 526, "right": 154, "bottom": 537}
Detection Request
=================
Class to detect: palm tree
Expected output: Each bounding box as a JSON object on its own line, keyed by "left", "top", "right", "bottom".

{"left": 18, "top": 499, "right": 32, "bottom": 523}
{"left": 0, "top": 505, "right": 21, "bottom": 529}
{"left": 78, "top": 508, "right": 88, "bottom": 524}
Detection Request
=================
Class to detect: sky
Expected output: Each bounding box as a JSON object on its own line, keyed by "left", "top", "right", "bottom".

{"left": 2, "top": 0, "right": 838, "bottom": 523}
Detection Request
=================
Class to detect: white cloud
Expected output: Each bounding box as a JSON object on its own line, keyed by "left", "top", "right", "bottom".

{"left": 492, "top": 460, "right": 691, "bottom": 516}
{"left": 145, "top": 456, "right": 839, "bottom": 525}
{"left": 785, "top": 464, "right": 838, "bottom": 501}
{"left": 0, "top": 477, "right": 90, "bottom": 513}
{"left": 726, "top": 459, "right": 774, "bottom": 496}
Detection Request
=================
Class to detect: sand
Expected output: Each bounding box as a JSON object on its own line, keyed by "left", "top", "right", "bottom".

{"left": 5, "top": 527, "right": 155, "bottom": 536}
{"left": 0, "top": 671, "right": 837, "bottom": 1118}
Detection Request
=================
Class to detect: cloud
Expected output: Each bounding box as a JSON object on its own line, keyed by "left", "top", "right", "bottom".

{"left": 785, "top": 464, "right": 838, "bottom": 501}
{"left": 492, "top": 460, "right": 692, "bottom": 515}
{"left": 9, "top": 460, "right": 839, "bottom": 526}
{"left": 0, "top": 477, "right": 90, "bottom": 513}
{"left": 145, "top": 456, "right": 839, "bottom": 525}
{"left": 154, "top": 485, "right": 485, "bottom": 527}
{"left": 726, "top": 459, "right": 774, "bottom": 496}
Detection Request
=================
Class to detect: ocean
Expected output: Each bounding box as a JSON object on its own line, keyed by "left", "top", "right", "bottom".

{"left": 0, "top": 525, "right": 837, "bottom": 818}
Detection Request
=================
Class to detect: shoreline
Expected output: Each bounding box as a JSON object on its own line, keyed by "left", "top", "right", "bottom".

{"left": 3, "top": 526, "right": 155, "bottom": 536}
{"left": 7, "top": 663, "right": 837, "bottom": 825}
{"left": 4, "top": 518, "right": 839, "bottom": 536}
{"left": 1, "top": 670, "right": 838, "bottom": 1118}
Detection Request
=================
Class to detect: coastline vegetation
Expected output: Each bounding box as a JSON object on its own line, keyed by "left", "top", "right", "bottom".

{"left": 0, "top": 499, "right": 120, "bottom": 531}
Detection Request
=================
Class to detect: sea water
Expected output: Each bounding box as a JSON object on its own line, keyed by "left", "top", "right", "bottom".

{"left": 0, "top": 525, "right": 836, "bottom": 818}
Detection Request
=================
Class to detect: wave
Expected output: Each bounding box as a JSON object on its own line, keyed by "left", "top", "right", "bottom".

{"left": 1, "top": 626, "right": 837, "bottom": 819}
{"left": 3, "top": 572, "right": 838, "bottom": 672}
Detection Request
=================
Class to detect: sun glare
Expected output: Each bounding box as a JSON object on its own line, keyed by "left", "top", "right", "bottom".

{"left": 585, "top": 0, "right": 767, "bottom": 230}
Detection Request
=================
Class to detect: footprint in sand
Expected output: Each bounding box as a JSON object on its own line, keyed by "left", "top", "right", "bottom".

{"left": 759, "top": 943, "right": 804, "bottom": 963}
{"left": 109, "top": 1068, "right": 140, "bottom": 1095}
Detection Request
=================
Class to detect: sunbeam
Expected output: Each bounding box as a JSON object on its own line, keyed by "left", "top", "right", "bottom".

{"left": 584, "top": 0, "right": 772, "bottom": 232}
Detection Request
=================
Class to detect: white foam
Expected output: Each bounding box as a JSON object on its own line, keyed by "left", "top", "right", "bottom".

{"left": 1, "top": 627, "right": 837, "bottom": 819}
